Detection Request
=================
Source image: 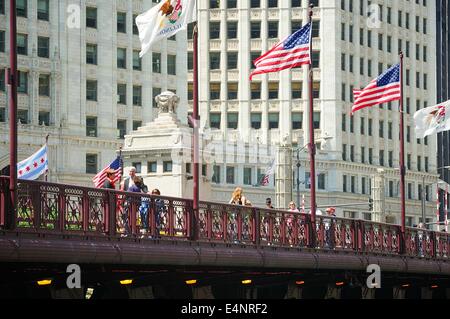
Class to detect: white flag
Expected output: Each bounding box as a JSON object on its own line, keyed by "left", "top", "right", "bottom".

{"left": 136, "top": 0, "right": 196, "bottom": 58}
{"left": 414, "top": 100, "right": 450, "bottom": 138}
{"left": 17, "top": 144, "right": 48, "bottom": 180}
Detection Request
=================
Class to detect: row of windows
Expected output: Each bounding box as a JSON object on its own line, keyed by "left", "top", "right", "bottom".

{"left": 1, "top": 0, "right": 50, "bottom": 20}
{"left": 342, "top": 0, "right": 428, "bottom": 17}
{"left": 208, "top": 112, "right": 319, "bottom": 130}
{"left": 86, "top": 80, "right": 142, "bottom": 105}
{"left": 206, "top": 20, "right": 319, "bottom": 40}
{"left": 5, "top": 33, "right": 50, "bottom": 58}
{"left": 342, "top": 144, "right": 430, "bottom": 172}
{"left": 85, "top": 44, "right": 176, "bottom": 75}
{"left": 86, "top": 117, "right": 142, "bottom": 139}
{"left": 208, "top": 0, "right": 314, "bottom": 9}
{"left": 0, "top": 70, "right": 49, "bottom": 95}
{"left": 189, "top": 82, "right": 320, "bottom": 101}
{"left": 0, "top": 108, "right": 50, "bottom": 126}
{"left": 341, "top": 26, "right": 428, "bottom": 60}
{"left": 342, "top": 114, "right": 430, "bottom": 143}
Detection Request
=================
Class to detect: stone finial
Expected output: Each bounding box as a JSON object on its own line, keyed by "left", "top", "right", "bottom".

{"left": 155, "top": 91, "right": 179, "bottom": 115}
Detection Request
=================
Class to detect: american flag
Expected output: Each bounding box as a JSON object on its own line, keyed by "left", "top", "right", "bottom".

{"left": 92, "top": 157, "right": 122, "bottom": 188}
{"left": 249, "top": 22, "right": 311, "bottom": 80}
{"left": 352, "top": 64, "right": 401, "bottom": 114}
{"left": 260, "top": 159, "right": 276, "bottom": 186}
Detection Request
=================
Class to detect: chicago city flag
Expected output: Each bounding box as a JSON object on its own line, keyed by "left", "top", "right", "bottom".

{"left": 414, "top": 100, "right": 450, "bottom": 138}
{"left": 17, "top": 144, "right": 48, "bottom": 181}
{"left": 136, "top": 0, "right": 196, "bottom": 58}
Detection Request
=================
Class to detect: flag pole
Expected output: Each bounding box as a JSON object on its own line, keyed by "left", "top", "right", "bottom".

{"left": 7, "top": 0, "right": 18, "bottom": 227}
{"left": 399, "top": 52, "right": 406, "bottom": 249}
{"left": 192, "top": 12, "right": 200, "bottom": 240}
{"left": 307, "top": 5, "right": 317, "bottom": 228}
{"left": 44, "top": 134, "right": 49, "bottom": 181}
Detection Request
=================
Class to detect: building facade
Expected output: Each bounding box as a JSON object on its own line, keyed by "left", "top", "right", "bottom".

{"left": 188, "top": 0, "right": 439, "bottom": 226}
{"left": 0, "top": 0, "right": 188, "bottom": 185}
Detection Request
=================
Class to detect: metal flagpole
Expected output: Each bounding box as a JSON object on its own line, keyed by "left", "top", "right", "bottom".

{"left": 307, "top": 5, "right": 317, "bottom": 226}
{"left": 436, "top": 186, "right": 440, "bottom": 231}
{"left": 398, "top": 52, "right": 406, "bottom": 247}
{"left": 445, "top": 185, "right": 448, "bottom": 232}
{"left": 119, "top": 145, "right": 123, "bottom": 182}
{"left": 44, "top": 134, "right": 49, "bottom": 181}
{"left": 7, "top": 0, "right": 18, "bottom": 228}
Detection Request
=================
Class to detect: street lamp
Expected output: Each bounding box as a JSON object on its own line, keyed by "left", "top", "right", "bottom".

{"left": 294, "top": 135, "right": 333, "bottom": 208}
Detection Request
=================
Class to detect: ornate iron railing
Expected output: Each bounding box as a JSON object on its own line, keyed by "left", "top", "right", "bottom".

{"left": 0, "top": 177, "right": 449, "bottom": 260}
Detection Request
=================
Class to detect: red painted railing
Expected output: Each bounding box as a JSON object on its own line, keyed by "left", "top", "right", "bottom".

{"left": 0, "top": 177, "right": 449, "bottom": 260}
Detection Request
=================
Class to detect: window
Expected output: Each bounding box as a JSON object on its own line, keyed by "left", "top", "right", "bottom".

{"left": 318, "top": 173, "right": 325, "bottom": 190}
{"left": 423, "top": 18, "right": 427, "bottom": 34}
{"left": 148, "top": 162, "right": 157, "bottom": 173}
{"left": 343, "top": 175, "right": 347, "bottom": 192}
{"left": 349, "top": 115, "right": 354, "bottom": 132}
{"left": 163, "top": 161, "right": 173, "bottom": 173}
{"left": 292, "top": 20, "right": 302, "bottom": 33}
{"left": 210, "top": 113, "right": 221, "bottom": 129}
{"left": 359, "top": 28, "right": 364, "bottom": 46}
{"left": 210, "top": 52, "right": 220, "bottom": 69}
{"left": 117, "top": 120, "right": 127, "bottom": 139}
{"left": 423, "top": 74, "right": 427, "bottom": 90}
{"left": 117, "top": 84, "right": 126, "bottom": 105}
{"left": 117, "top": 12, "right": 126, "bottom": 33}
{"left": 226, "top": 167, "right": 235, "bottom": 184}
{"left": 250, "top": 51, "right": 261, "bottom": 69}
{"left": 398, "top": 10, "right": 402, "bottom": 27}
{"left": 292, "top": 82, "right": 302, "bottom": 99}
{"left": 0, "top": 31, "right": 4, "bottom": 52}
{"left": 86, "top": 7, "right": 97, "bottom": 28}
{"left": 86, "top": 44, "right": 97, "bottom": 65}
{"left": 227, "top": 0, "right": 237, "bottom": 8}
{"left": 133, "top": 51, "right": 141, "bottom": 70}
{"left": 133, "top": 15, "right": 138, "bottom": 35}
{"left": 212, "top": 165, "right": 221, "bottom": 184}
{"left": 416, "top": 72, "right": 420, "bottom": 88}
{"left": 387, "top": 7, "right": 391, "bottom": 24}
{"left": 133, "top": 86, "right": 142, "bottom": 106}
{"left": 86, "top": 117, "right": 97, "bottom": 137}
{"left": 268, "top": 0, "right": 278, "bottom": 7}
{"left": 416, "top": 44, "right": 420, "bottom": 60}
{"left": 312, "top": 21, "right": 320, "bottom": 38}
{"left": 369, "top": 148, "right": 373, "bottom": 164}
{"left": 187, "top": 52, "right": 193, "bottom": 70}
{"left": 360, "top": 118, "right": 365, "bottom": 134}
{"left": 342, "top": 144, "right": 347, "bottom": 160}
{"left": 269, "top": 113, "right": 279, "bottom": 129}
{"left": 210, "top": 0, "right": 219, "bottom": 8}
{"left": 342, "top": 114, "right": 346, "bottom": 132}
{"left": 313, "top": 112, "right": 320, "bottom": 129}
{"left": 351, "top": 176, "right": 356, "bottom": 193}
{"left": 388, "top": 151, "right": 393, "bottom": 167}
{"left": 227, "top": 21, "right": 237, "bottom": 39}
{"left": 388, "top": 122, "right": 392, "bottom": 139}
{"left": 117, "top": 48, "right": 127, "bottom": 69}
{"left": 418, "top": 184, "right": 423, "bottom": 200}
{"left": 417, "top": 156, "right": 422, "bottom": 171}
{"left": 152, "top": 52, "right": 161, "bottom": 73}
{"left": 187, "top": 23, "right": 194, "bottom": 40}
{"left": 86, "top": 154, "right": 97, "bottom": 174}
{"left": 341, "top": 23, "right": 346, "bottom": 41}
{"left": 292, "top": 112, "right": 302, "bottom": 130}
{"left": 312, "top": 51, "right": 320, "bottom": 68}
{"left": 38, "top": 111, "right": 50, "bottom": 126}
{"left": 291, "top": 0, "right": 301, "bottom": 7}
{"left": 406, "top": 97, "right": 410, "bottom": 114}
{"left": 251, "top": 82, "right": 261, "bottom": 100}
{"left": 251, "top": 113, "right": 261, "bottom": 129}
{"left": 350, "top": 145, "right": 355, "bottom": 162}
{"left": 367, "top": 30, "right": 371, "bottom": 47}
{"left": 425, "top": 157, "right": 429, "bottom": 172}
{"left": 268, "top": 82, "right": 278, "bottom": 99}
{"left": 349, "top": 55, "right": 354, "bottom": 73}
{"left": 268, "top": 21, "right": 278, "bottom": 38}
{"left": 18, "top": 109, "right": 28, "bottom": 124}
{"left": 244, "top": 167, "right": 252, "bottom": 185}
{"left": 210, "top": 22, "right": 220, "bottom": 39}
{"left": 407, "top": 154, "right": 411, "bottom": 170}
{"left": 152, "top": 87, "right": 161, "bottom": 107}
{"left": 228, "top": 83, "right": 238, "bottom": 100}
{"left": 0, "top": 0, "right": 4, "bottom": 15}
{"left": 251, "top": 0, "right": 260, "bottom": 6}
{"left": 406, "top": 69, "right": 410, "bottom": 86}
{"left": 379, "top": 150, "right": 384, "bottom": 166}
{"left": 313, "top": 82, "right": 320, "bottom": 99}
{"left": 378, "top": 33, "right": 383, "bottom": 51}
{"left": 86, "top": 80, "right": 97, "bottom": 101}
{"left": 349, "top": 25, "right": 353, "bottom": 43}
{"left": 360, "top": 58, "right": 364, "bottom": 75}
{"left": 406, "top": 41, "right": 410, "bottom": 57}
{"left": 423, "top": 46, "right": 427, "bottom": 62}
{"left": 341, "top": 53, "right": 346, "bottom": 71}
{"left": 16, "top": 0, "right": 27, "bottom": 17}
{"left": 368, "top": 119, "right": 373, "bottom": 136}
{"left": 389, "top": 180, "right": 394, "bottom": 197}
{"left": 361, "top": 147, "right": 366, "bottom": 163}
{"left": 133, "top": 121, "right": 142, "bottom": 131}
{"left": 305, "top": 172, "right": 311, "bottom": 189}
{"left": 0, "top": 69, "right": 4, "bottom": 91}
{"left": 39, "top": 74, "right": 50, "bottom": 96}
{"left": 17, "top": 34, "right": 27, "bottom": 55}
{"left": 379, "top": 120, "right": 384, "bottom": 138}
{"left": 251, "top": 22, "right": 260, "bottom": 39}
{"left": 227, "top": 113, "right": 238, "bottom": 129}
{"left": 408, "top": 183, "right": 413, "bottom": 200}
{"left": 407, "top": 126, "right": 411, "bottom": 142}
{"left": 37, "top": 37, "right": 49, "bottom": 58}
{"left": 37, "top": 0, "right": 49, "bottom": 20}
{"left": 426, "top": 186, "right": 430, "bottom": 201}
{"left": 168, "top": 55, "right": 176, "bottom": 75}
{"left": 368, "top": 59, "right": 372, "bottom": 77}
{"left": 387, "top": 36, "right": 391, "bottom": 52}
{"left": 210, "top": 83, "right": 220, "bottom": 100}
{"left": 18, "top": 71, "right": 28, "bottom": 94}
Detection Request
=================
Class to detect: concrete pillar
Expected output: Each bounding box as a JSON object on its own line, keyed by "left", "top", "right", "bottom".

{"left": 276, "top": 145, "right": 293, "bottom": 209}
{"left": 245, "top": 287, "right": 258, "bottom": 299}
{"left": 127, "top": 286, "right": 154, "bottom": 299}
{"left": 192, "top": 286, "right": 214, "bottom": 299}
{"left": 284, "top": 284, "right": 303, "bottom": 299}
{"left": 361, "top": 287, "right": 376, "bottom": 299}
{"left": 393, "top": 286, "right": 406, "bottom": 299}
{"left": 325, "top": 285, "right": 342, "bottom": 299}
{"left": 372, "top": 168, "right": 386, "bottom": 222}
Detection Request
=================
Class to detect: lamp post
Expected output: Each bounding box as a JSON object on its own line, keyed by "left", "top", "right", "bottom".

{"left": 294, "top": 135, "right": 333, "bottom": 208}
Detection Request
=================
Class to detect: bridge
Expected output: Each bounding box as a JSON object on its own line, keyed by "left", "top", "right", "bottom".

{"left": 0, "top": 176, "right": 449, "bottom": 299}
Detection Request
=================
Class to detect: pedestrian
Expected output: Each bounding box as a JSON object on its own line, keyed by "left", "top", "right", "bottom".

{"left": 266, "top": 198, "right": 274, "bottom": 209}
{"left": 122, "top": 176, "right": 142, "bottom": 237}
{"left": 324, "top": 207, "right": 336, "bottom": 249}
{"left": 229, "top": 187, "right": 249, "bottom": 206}
{"left": 288, "top": 201, "right": 300, "bottom": 212}
{"left": 102, "top": 169, "right": 116, "bottom": 189}
{"left": 120, "top": 167, "right": 137, "bottom": 191}
{"left": 152, "top": 189, "right": 165, "bottom": 238}
{"left": 326, "top": 207, "right": 336, "bottom": 217}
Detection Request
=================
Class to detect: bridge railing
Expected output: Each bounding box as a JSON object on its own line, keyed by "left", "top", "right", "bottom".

{"left": 0, "top": 177, "right": 449, "bottom": 260}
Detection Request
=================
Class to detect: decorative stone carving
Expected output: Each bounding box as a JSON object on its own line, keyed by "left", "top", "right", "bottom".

{"left": 156, "top": 91, "right": 179, "bottom": 114}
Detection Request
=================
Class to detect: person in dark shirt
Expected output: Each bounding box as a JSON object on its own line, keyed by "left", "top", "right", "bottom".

{"left": 102, "top": 169, "right": 116, "bottom": 189}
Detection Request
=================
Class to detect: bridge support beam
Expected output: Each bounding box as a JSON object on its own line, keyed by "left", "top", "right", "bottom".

{"left": 192, "top": 286, "right": 214, "bottom": 299}
{"left": 361, "top": 287, "right": 376, "bottom": 299}
{"left": 284, "top": 283, "right": 303, "bottom": 299}
{"left": 324, "top": 285, "right": 341, "bottom": 299}
{"left": 393, "top": 286, "right": 406, "bottom": 299}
